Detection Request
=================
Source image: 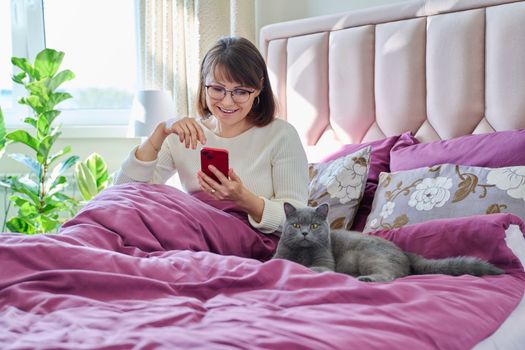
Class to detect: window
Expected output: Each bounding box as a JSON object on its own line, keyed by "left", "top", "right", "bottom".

{"left": 2, "top": 0, "right": 138, "bottom": 131}
{"left": 0, "top": 1, "right": 13, "bottom": 109}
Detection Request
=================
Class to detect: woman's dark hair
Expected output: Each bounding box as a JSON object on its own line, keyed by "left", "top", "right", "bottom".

{"left": 196, "top": 37, "right": 275, "bottom": 127}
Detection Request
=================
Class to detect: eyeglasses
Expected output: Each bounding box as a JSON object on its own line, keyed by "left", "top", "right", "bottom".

{"left": 205, "top": 85, "right": 256, "bottom": 103}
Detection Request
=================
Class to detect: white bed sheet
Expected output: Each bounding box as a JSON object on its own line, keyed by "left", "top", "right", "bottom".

{"left": 474, "top": 224, "right": 525, "bottom": 350}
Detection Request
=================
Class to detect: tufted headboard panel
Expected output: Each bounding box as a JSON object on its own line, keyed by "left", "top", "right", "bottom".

{"left": 260, "top": 0, "right": 525, "bottom": 150}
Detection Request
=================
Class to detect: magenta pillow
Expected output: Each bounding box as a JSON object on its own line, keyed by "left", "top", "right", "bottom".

{"left": 320, "top": 132, "right": 418, "bottom": 231}
{"left": 390, "top": 129, "right": 525, "bottom": 171}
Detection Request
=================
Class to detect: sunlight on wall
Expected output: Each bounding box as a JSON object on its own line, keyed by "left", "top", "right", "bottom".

{"left": 417, "top": 0, "right": 460, "bottom": 16}
{"left": 382, "top": 30, "right": 410, "bottom": 55}
{"left": 287, "top": 47, "right": 318, "bottom": 120}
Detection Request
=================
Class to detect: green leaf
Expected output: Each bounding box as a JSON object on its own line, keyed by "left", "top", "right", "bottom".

{"left": 46, "top": 155, "right": 79, "bottom": 191}
{"left": 40, "top": 202, "right": 59, "bottom": 214}
{"left": 52, "top": 192, "right": 75, "bottom": 202}
{"left": 75, "top": 162, "right": 98, "bottom": 201}
{"left": 48, "top": 145, "right": 71, "bottom": 165}
{"left": 37, "top": 132, "right": 61, "bottom": 163}
{"left": 18, "top": 176, "right": 39, "bottom": 192}
{"left": 6, "top": 217, "right": 36, "bottom": 234}
{"left": 6, "top": 130, "right": 39, "bottom": 152}
{"left": 12, "top": 71, "right": 27, "bottom": 84}
{"left": 9, "top": 176, "right": 40, "bottom": 206}
{"left": 51, "top": 155, "right": 79, "bottom": 178}
{"left": 41, "top": 110, "right": 61, "bottom": 125}
{"left": 73, "top": 153, "right": 109, "bottom": 201}
{"left": 43, "top": 196, "right": 67, "bottom": 213}
{"left": 0, "top": 107, "right": 6, "bottom": 158}
{"left": 47, "top": 175, "right": 67, "bottom": 195}
{"left": 50, "top": 192, "right": 79, "bottom": 216}
{"left": 48, "top": 70, "right": 75, "bottom": 91}
{"left": 26, "top": 80, "right": 50, "bottom": 99}
{"left": 19, "top": 201, "right": 39, "bottom": 217}
{"left": 85, "top": 153, "right": 109, "bottom": 191}
{"left": 36, "top": 113, "right": 51, "bottom": 139}
{"left": 40, "top": 214, "right": 61, "bottom": 232}
{"left": 34, "top": 48, "right": 64, "bottom": 78}
{"left": 11, "top": 57, "right": 35, "bottom": 77}
{"left": 19, "top": 95, "right": 44, "bottom": 113}
{"left": 48, "top": 91, "right": 72, "bottom": 108}
{"left": 0, "top": 175, "right": 18, "bottom": 188}
{"left": 9, "top": 195, "right": 31, "bottom": 207}
{"left": 23, "top": 117, "right": 38, "bottom": 128}
{"left": 7, "top": 153, "right": 41, "bottom": 177}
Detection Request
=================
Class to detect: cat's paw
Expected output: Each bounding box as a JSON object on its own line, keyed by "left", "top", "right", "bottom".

{"left": 357, "top": 275, "right": 394, "bottom": 282}
{"left": 311, "top": 266, "right": 332, "bottom": 273}
{"left": 357, "top": 275, "right": 375, "bottom": 282}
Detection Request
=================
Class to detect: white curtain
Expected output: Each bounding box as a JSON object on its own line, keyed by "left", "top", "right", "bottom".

{"left": 137, "top": 0, "right": 256, "bottom": 118}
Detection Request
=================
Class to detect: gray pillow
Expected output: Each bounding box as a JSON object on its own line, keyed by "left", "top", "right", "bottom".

{"left": 364, "top": 163, "right": 525, "bottom": 232}
{"left": 309, "top": 146, "right": 371, "bottom": 230}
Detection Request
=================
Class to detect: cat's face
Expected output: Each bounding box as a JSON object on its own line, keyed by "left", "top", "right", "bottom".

{"left": 281, "top": 203, "right": 331, "bottom": 248}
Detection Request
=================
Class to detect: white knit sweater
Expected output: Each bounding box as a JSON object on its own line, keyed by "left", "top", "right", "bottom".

{"left": 115, "top": 118, "right": 309, "bottom": 234}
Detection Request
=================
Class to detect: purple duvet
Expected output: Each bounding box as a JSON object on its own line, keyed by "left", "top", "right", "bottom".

{"left": 1, "top": 183, "right": 524, "bottom": 349}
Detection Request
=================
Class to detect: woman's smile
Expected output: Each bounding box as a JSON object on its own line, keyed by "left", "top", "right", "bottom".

{"left": 217, "top": 105, "right": 240, "bottom": 115}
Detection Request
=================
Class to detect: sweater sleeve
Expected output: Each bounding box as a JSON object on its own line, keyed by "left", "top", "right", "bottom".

{"left": 247, "top": 124, "right": 309, "bottom": 234}
{"left": 114, "top": 142, "right": 177, "bottom": 185}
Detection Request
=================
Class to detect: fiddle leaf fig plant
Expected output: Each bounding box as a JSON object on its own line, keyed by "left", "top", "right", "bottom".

{"left": 0, "top": 107, "right": 6, "bottom": 158}
{"left": 1, "top": 48, "right": 80, "bottom": 234}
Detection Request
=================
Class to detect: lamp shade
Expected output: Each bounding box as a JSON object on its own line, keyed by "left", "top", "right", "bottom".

{"left": 129, "top": 90, "right": 175, "bottom": 137}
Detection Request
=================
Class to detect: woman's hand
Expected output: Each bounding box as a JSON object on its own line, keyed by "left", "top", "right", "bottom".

{"left": 197, "top": 167, "right": 265, "bottom": 222}
{"left": 166, "top": 117, "right": 206, "bottom": 149}
{"left": 136, "top": 117, "right": 206, "bottom": 161}
{"left": 198, "top": 167, "right": 244, "bottom": 201}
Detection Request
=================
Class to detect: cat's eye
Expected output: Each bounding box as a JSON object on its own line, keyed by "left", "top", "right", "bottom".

{"left": 311, "top": 224, "right": 318, "bottom": 229}
{"left": 292, "top": 223, "right": 300, "bottom": 228}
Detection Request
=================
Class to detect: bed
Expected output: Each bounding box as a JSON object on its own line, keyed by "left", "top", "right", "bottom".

{"left": 2, "top": 0, "right": 525, "bottom": 348}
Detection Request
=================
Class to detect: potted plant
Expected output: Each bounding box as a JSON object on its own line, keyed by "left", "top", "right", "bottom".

{"left": 0, "top": 48, "right": 80, "bottom": 234}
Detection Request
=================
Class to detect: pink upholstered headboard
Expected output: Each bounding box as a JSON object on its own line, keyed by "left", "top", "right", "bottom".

{"left": 260, "top": 0, "right": 525, "bottom": 153}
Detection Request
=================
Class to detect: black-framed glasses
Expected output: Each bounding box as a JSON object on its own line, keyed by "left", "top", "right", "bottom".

{"left": 205, "top": 85, "right": 256, "bottom": 103}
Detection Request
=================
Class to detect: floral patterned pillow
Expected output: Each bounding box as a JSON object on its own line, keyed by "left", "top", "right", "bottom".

{"left": 308, "top": 146, "right": 371, "bottom": 230}
{"left": 364, "top": 163, "right": 525, "bottom": 232}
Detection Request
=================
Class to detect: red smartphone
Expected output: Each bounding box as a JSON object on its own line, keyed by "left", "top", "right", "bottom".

{"left": 200, "top": 147, "right": 229, "bottom": 183}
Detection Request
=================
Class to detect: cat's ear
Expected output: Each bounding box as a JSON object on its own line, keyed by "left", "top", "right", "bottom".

{"left": 315, "top": 203, "right": 329, "bottom": 219}
{"left": 283, "top": 202, "right": 296, "bottom": 217}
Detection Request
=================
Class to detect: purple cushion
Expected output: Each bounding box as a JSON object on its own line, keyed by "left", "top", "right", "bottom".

{"left": 319, "top": 132, "right": 418, "bottom": 231}
{"left": 390, "top": 129, "right": 525, "bottom": 171}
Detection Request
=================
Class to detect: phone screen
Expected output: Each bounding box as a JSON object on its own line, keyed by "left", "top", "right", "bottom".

{"left": 200, "top": 147, "right": 229, "bottom": 182}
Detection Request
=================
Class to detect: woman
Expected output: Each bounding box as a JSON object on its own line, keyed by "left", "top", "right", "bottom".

{"left": 115, "top": 37, "right": 308, "bottom": 255}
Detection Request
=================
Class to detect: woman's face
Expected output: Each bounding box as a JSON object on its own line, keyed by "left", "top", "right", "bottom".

{"left": 204, "top": 71, "right": 260, "bottom": 129}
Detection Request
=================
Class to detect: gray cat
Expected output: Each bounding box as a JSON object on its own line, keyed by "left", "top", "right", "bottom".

{"left": 273, "top": 203, "right": 503, "bottom": 282}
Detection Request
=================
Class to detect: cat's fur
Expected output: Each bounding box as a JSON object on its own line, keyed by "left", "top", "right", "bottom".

{"left": 273, "top": 203, "right": 504, "bottom": 282}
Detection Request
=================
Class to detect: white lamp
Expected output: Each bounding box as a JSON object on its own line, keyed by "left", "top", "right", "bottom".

{"left": 129, "top": 90, "right": 175, "bottom": 137}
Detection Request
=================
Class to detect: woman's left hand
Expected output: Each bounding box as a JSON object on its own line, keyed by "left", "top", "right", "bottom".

{"left": 197, "top": 166, "right": 245, "bottom": 202}
{"left": 198, "top": 166, "right": 265, "bottom": 223}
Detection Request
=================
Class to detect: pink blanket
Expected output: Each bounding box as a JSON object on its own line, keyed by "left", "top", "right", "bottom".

{"left": 0, "top": 183, "right": 524, "bottom": 349}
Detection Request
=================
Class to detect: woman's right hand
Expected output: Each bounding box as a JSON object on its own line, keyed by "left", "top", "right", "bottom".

{"left": 136, "top": 117, "right": 207, "bottom": 162}
{"left": 164, "top": 117, "right": 207, "bottom": 149}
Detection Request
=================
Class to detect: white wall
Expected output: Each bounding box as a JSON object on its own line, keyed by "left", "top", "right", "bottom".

{"left": 305, "top": 0, "right": 410, "bottom": 17}
{"left": 255, "top": 0, "right": 309, "bottom": 37}
{"left": 0, "top": 137, "right": 138, "bottom": 175}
